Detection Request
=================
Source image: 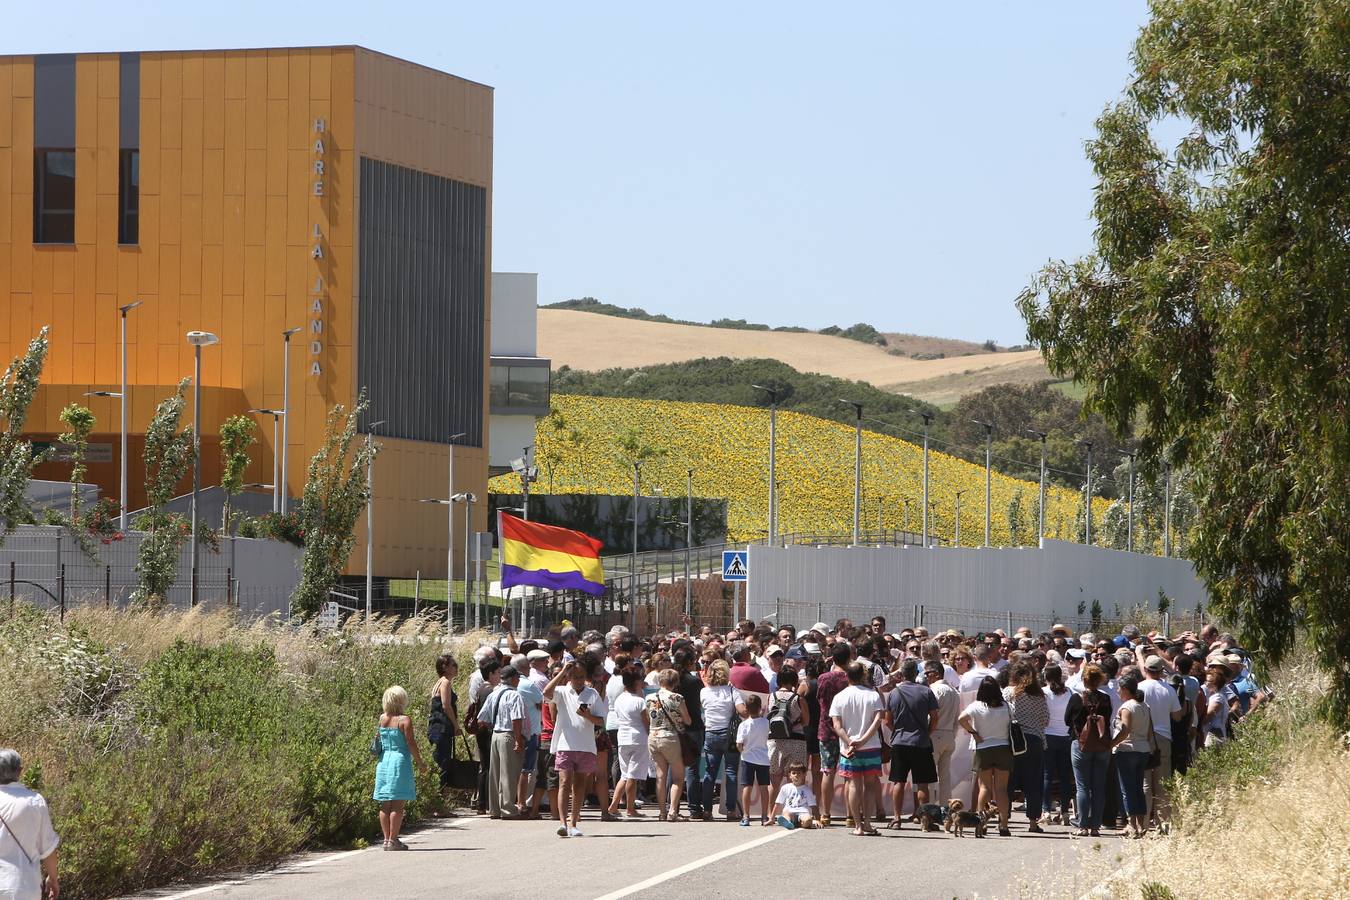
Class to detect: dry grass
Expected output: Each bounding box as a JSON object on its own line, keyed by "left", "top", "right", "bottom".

{"left": 540, "top": 309, "right": 1049, "bottom": 401}
{"left": 1065, "top": 665, "right": 1350, "bottom": 900}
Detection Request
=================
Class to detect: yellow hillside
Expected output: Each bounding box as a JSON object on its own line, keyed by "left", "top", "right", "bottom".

{"left": 490, "top": 395, "right": 1110, "bottom": 546}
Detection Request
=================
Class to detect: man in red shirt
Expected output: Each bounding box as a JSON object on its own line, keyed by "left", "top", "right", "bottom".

{"left": 815, "top": 642, "right": 853, "bottom": 827}
{"left": 730, "top": 643, "right": 771, "bottom": 714}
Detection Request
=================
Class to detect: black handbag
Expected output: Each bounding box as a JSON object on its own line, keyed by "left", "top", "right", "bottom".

{"left": 1009, "top": 720, "right": 1028, "bottom": 756}
{"left": 444, "top": 735, "right": 481, "bottom": 790}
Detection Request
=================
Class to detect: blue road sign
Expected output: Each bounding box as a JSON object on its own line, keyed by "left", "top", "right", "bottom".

{"left": 722, "top": 550, "right": 749, "bottom": 582}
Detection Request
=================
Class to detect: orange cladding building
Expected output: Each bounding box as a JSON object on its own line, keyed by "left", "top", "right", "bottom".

{"left": 0, "top": 46, "right": 493, "bottom": 579}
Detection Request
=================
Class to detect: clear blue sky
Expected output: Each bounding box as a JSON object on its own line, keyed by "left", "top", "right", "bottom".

{"left": 6, "top": 2, "right": 1151, "bottom": 345}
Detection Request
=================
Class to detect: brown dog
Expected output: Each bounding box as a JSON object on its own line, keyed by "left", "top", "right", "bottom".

{"left": 945, "top": 800, "right": 988, "bottom": 838}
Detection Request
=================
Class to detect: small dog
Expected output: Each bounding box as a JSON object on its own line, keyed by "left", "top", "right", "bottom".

{"left": 916, "top": 803, "right": 947, "bottom": 833}
{"left": 944, "top": 800, "right": 988, "bottom": 838}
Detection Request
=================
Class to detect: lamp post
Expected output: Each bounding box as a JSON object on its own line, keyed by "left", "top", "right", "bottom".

{"left": 446, "top": 432, "right": 466, "bottom": 628}
{"left": 1163, "top": 461, "right": 1172, "bottom": 557}
{"left": 280, "top": 327, "right": 301, "bottom": 514}
{"left": 912, "top": 410, "right": 933, "bottom": 547}
{"left": 684, "top": 469, "right": 694, "bottom": 617}
{"left": 631, "top": 461, "right": 642, "bottom": 630}
{"left": 247, "top": 408, "right": 284, "bottom": 512}
{"left": 1116, "top": 449, "right": 1136, "bottom": 552}
{"left": 365, "top": 420, "right": 386, "bottom": 622}
{"left": 459, "top": 492, "right": 476, "bottom": 630}
{"left": 753, "top": 384, "right": 779, "bottom": 543}
{"left": 839, "top": 400, "right": 863, "bottom": 545}
{"left": 1077, "top": 439, "right": 1094, "bottom": 546}
{"left": 116, "top": 300, "right": 141, "bottom": 528}
{"left": 955, "top": 489, "right": 967, "bottom": 547}
{"left": 972, "top": 419, "right": 994, "bottom": 547}
{"left": 1027, "top": 429, "right": 1048, "bottom": 546}
{"left": 186, "top": 331, "right": 219, "bottom": 605}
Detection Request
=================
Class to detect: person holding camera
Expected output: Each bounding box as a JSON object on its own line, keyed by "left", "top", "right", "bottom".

{"left": 544, "top": 655, "right": 606, "bottom": 837}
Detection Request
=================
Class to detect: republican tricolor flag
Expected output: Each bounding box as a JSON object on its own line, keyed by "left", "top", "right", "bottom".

{"left": 499, "top": 512, "right": 605, "bottom": 596}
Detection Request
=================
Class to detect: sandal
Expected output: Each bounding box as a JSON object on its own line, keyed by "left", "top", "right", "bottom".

{"left": 819, "top": 815, "right": 832, "bottom": 828}
{"left": 884, "top": 819, "right": 904, "bottom": 830}
{"left": 671, "top": 814, "right": 690, "bottom": 822}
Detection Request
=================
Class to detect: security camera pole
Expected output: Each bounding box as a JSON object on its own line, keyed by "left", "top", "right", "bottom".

{"left": 1077, "top": 439, "right": 1095, "bottom": 545}
{"left": 972, "top": 419, "right": 994, "bottom": 547}
{"left": 753, "top": 384, "right": 780, "bottom": 543}
{"left": 914, "top": 410, "right": 933, "bottom": 547}
{"left": 839, "top": 399, "right": 863, "bottom": 545}
{"left": 1027, "top": 429, "right": 1048, "bottom": 546}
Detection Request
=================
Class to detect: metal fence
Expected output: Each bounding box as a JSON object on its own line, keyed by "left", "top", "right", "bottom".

{"left": 0, "top": 525, "right": 299, "bottom": 619}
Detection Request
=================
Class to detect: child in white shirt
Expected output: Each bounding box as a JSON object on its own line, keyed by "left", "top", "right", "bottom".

{"left": 772, "top": 762, "right": 820, "bottom": 829}
{"left": 736, "top": 694, "right": 772, "bottom": 826}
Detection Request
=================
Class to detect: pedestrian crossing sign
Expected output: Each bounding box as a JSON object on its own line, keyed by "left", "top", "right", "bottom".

{"left": 722, "top": 550, "right": 749, "bottom": 582}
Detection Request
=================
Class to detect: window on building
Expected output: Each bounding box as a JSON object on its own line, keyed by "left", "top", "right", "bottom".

{"left": 490, "top": 358, "right": 551, "bottom": 415}
{"left": 118, "top": 150, "right": 139, "bottom": 244}
{"left": 32, "top": 55, "right": 77, "bottom": 245}
{"left": 118, "top": 53, "right": 139, "bottom": 245}
{"left": 34, "top": 150, "right": 76, "bottom": 244}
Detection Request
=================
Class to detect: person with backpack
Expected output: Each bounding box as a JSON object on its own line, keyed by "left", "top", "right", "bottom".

{"left": 766, "top": 666, "right": 809, "bottom": 801}
{"left": 1065, "top": 663, "right": 1113, "bottom": 837}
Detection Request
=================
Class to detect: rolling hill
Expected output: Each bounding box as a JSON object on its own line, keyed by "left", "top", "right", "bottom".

{"left": 538, "top": 309, "right": 1050, "bottom": 404}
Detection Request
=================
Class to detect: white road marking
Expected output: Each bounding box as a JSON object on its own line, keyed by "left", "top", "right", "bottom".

{"left": 590, "top": 827, "right": 799, "bottom": 900}
{"left": 154, "top": 839, "right": 398, "bottom": 898}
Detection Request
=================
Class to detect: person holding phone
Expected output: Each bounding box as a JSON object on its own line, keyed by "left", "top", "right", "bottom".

{"left": 544, "top": 655, "right": 606, "bottom": 838}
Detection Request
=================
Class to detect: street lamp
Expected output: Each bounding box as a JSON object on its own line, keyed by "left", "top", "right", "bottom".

{"left": 1163, "top": 460, "right": 1172, "bottom": 558}
{"left": 838, "top": 400, "right": 863, "bottom": 545}
{"left": 972, "top": 419, "right": 994, "bottom": 547}
{"left": 955, "top": 489, "right": 967, "bottom": 547}
{"left": 117, "top": 300, "right": 141, "bottom": 528}
{"left": 280, "top": 327, "right": 301, "bottom": 514}
{"left": 247, "top": 408, "right": 284, "bottom": 513}
{"left": 911, "top": 409, "right": 934, "bottom": 547}
{"left": 364, "top": 420, "right": 386, "bottom": 621}
{"left": 1115, "top": 449, "right": 1136, "bottom": 552}
{"left": 1027, "top": 429, "right": 1048, "bottom": 546}
{"left": 753, "top": 384, "right": 780, "bottom": 543}
{"left": 186, "top": 330, "right": 220, "bottom": 605}
{"left": 631, "top": 460, "right": 643, "bottom": 631}
{"left": 446, "top": 432, "right": 466, "bottom": 630}
{"left": 684, "top": 468, "right": 694, "bottom": 617}
{"left": 1077, "top": 439, "right": 1095, "bottom": 545}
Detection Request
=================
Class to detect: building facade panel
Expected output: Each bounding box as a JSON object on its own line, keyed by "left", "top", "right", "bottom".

{"left": 1, "top": 45, "right": 491, "bottom": 580}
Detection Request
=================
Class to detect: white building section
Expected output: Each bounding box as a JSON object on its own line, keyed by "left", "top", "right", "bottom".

{"left": 489, "top": 273, "right": 551, "bottom": 473}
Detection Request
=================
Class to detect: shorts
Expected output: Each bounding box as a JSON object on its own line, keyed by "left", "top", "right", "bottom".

{"left": 806, "top": 734, "right": 820, "bottom": 758}
{"left": 618, "top": 743, "right": 652, "bottom": 780}
{"left": 554, "top": 750, "right": 598, "bottom": 774}
{"left": 839, "top": 748, "right": 882, "bottom": 779}
{"left": 648, "top": 733, "right": 684, "bottom": 770}
{"left": 973, "top": 745, "right": 1015, "bottom": 773}
{"left": 539, "top": 739, "right": 557, "bottom": 789}
{"left": 887, "top": 744, "right": 938, "bottom": 785}
{"left": 768, "top": 739, "right": 807, "bottom": 777}
{"left": 522, "top": 734, "right": 540, "bottom": 773}
{"left": 739, "top": 761, "right": 771, "bottom": 786}
{"left": 819, "top": 738, "right": 841, "bottom": 773}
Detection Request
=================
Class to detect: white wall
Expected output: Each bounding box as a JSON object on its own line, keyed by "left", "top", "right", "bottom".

{"left": 490, "top": 272, "right": 539, "bottom": 356}
{"left": 745, "top": 539, "right": 1207, "bottom": 632}
{"left": 489, "top": 415, "right": 539, "bottom": 470}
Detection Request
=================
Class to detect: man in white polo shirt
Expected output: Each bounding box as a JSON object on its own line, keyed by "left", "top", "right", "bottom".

{"left": 1137, "top": 648, "right": 1183, "bottom": 830}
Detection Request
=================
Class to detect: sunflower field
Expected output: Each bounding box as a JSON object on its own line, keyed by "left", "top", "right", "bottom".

{"left": 490, "top": 395, "right": 1112, "bottom": 546}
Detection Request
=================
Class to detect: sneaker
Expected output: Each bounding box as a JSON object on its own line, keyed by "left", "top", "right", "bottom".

{"left": 557, "top": 825, "right": 569, "bottom": 837}
{"left": 1028, "top": 822, "right": 1044, "bottom": 834}
{"left": 776, "top": 815, "right": 796, "bottom": 830}
{"left": 388, "top": 838, "right": 409, "bottom": 850}
{"left": 568, "top": 827, "right": 584, "bottom": 838}
{"left": 739, "top": 817, "right": 750, "bottom": 827}
{"left": 600, "top": 811, "right": 620, "bottom": 822}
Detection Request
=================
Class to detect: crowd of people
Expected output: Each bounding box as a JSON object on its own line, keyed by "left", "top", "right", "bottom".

{"left": 371, "top": 614, "right": 1266, "bottom": 848}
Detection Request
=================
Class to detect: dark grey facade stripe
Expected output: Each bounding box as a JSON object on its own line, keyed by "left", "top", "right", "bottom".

{"left": 34, "top": 54, "right": 77, "bottom": 147}
{"left": 119, "top": 53, "right": 139, "bottom": 149}
{"left": 356, "top": 157, "right": 486, "bottom": 447}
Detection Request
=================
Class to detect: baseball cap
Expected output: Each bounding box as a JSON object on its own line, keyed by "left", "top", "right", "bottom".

{"left": 1066, "top": 648, "right": 1087, "bottom": 660}
{"left": 803, "top": 642, "right": 822, "bottom": 655}
{"left": 526, "top": 649, "right": 550, "bottom": 661}
{"left": 766, "top": 645, "right": 785, "bottom": 657}
{"left": 1144, "top": 656, "right": 1166, "bottom": 672}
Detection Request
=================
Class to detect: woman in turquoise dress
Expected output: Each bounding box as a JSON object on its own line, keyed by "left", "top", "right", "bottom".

{"left": 374, "top": 685, "right": 426, "bottom": 850}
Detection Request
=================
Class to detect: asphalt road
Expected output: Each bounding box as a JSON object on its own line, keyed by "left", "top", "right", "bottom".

{"left": 128, "top": 810, "right": 1118, "bottom": 900}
